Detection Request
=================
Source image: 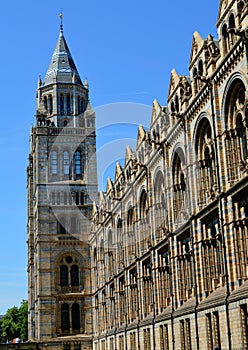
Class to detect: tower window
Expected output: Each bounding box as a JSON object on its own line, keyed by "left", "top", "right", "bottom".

{"left": 43, "top": 96, "right": 47, "bottom": 111}
{"left": 74, "top": 151, "right": 82, "bottom": 175}
{"left": 72, "top": 303, "right": 80, "bottom": 330}
{"left": 61, "top": 303, "right": 70, "bottom": 332}
{"left": 59, "top": 256, "right": 80, "bottom": 289}
{"left": 48, "top": 95, "right": 53, "bottom": 114}
{"left": 63, "top": 152, "right": 70, "bottom": 175}
{"left": 51, "top": 151, "right": 58, "bottom": 174}
{"left": 60, "top": 265, "right": 68, "bottom": 286}
{"left": 60, "top": 94, "right": 64, "bottom": 115}
{"left": 67, "top": 94, "right": 71, "bottom": 114}
{"left": 71, "top": 265, "right": 79, "bottom": 286}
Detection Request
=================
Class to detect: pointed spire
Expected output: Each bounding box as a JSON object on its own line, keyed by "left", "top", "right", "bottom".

{"left": 59, "top": 9, "right": 63, "bottom": 34}
{"left": 44, "top": 19, "right": 83, "bottom": 86}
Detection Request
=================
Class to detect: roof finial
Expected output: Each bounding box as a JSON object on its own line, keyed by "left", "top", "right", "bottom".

{"left": 59, "top": 9, "right": 63, "bottom": 33}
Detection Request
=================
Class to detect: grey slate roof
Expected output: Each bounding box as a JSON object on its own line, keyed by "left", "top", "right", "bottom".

{"left": 44, "top": 29, "right": 83, "bottom": 86}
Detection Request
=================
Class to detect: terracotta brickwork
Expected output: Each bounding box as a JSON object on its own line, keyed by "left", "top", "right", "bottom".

{"left": 91, "top": 0, "right": 248, "bottom": 349}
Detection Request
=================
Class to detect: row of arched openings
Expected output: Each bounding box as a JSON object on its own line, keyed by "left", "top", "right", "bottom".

{"left": 59, "top": 256, "right": 80, "bottom": 287}
{"left": 51, "top": 150, "right": 82, "bottom": 176}
{"left": 43, "top": 94, "right": 85, "bottom": 116}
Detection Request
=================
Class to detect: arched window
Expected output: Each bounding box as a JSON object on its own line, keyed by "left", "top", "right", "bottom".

{"left": 140, "top": 190, "right": 148, "bottom": 219}
{"left": 48, "top": 95, "right": 53, "bottom": 114}
{"left": 236, "top": 113, "right": 247, "bottom": 161}
{"left": 66, "top": 94, "right": 71, "bottom": 114}
{"left": 72, "top": 303, "right": 80, "bottom": 331}
{"left": 43, "top": 96, "right": 47, "bottom": 111}
{"left": 63, "top": 152, "right": 70, "bottom": 175}
{"left": 172, "top": 150, "right": 186, "bottom": 224}
{"left": 139, "top": 190, "right": 149, "bottom": 254}
{"left": 59, "top": 256, "right": 80, "bottom": 289}
{"left": 228, "top": 13, "right": 236, "bottom": 46}
{"left": 193, "top": 67, "right": 199, "bottom": 95}
{"left": 224, "top": 79, "right": 247, "bottom": 181}
{"left": 61, "top": 303, "right": 70, "bottom": 332}
{"left": 60, "top": 265, "right": 68, "bottom": 286}
{"left": 51, "top": 151, "right": 58, "bottom": 174}
{"left": 222, "top": 24, "right": 228, "bottom": 55}
{"left": 74, "top": 151, "right": 82, "bottom": 175}
{"left": 107, "top": 230, "right": 115, "bottom": 275}
{"left": 60, "top": 94, "right": 64, "bottom": 115}
{"left": 117, "top": 218, "right": 123, "bottom": 269}
{"left": 154, "top": 171, "right": 166, "bottom": 241}
{"left": 126, "top": 207, "right": 135, "bottom": 261}
{"left": 71, "top": 265, "right": 79, "bottom": 286}
{"left": 195, "top": 118, "right": 217, "bottom": 207}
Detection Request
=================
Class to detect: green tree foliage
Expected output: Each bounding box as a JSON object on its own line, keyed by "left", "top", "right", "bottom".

{"left": 0, "top": 300, "right": 28, "bottom": 343}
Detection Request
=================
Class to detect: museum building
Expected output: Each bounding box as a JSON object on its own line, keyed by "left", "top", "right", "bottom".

{"left": 27, "top": 0, "right": 248, "bottom": 349}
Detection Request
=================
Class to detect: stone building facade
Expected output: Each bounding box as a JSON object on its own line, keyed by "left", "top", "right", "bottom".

{"left": 28, "top": 0, "right": 248, "bottom": 349}
{"left": 27, "top": 22, "right": 98, "bottom": 350}
{"left": 90, "top": 0, "right": 248, "bottom": 349}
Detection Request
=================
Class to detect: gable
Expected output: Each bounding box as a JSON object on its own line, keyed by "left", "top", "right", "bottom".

{"left": 168, "top": 69, "right": 180, "bottom": 100}
{"left": 189, "top": 31, "right": 205, "bottom": 69}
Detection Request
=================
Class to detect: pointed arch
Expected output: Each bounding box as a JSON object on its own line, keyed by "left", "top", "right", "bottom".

{"left": 195, "top": 116, "right": 217, "bottom": 207}
{"left": 172, "top": 147, "right": 186, "bottom": 223}
{"left": 139, "top": 189, "right": 148, "bottom": 219}
{"left": 223, "top": 76, "right": 248, "bottom": 181}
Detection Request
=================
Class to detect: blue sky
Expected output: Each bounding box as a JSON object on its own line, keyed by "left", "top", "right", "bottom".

{"left": 0, "top": 0, "right": 219, "bottom": 314}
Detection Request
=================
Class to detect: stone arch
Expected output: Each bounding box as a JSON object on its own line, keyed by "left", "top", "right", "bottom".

{"left": 171, "top": 146, "right": 186, "bottom": 223}
{"left": 194, "top": 115, "right": 217, "bottom": 207}
{"left": 153, "top": 169, "right": 165, "bottom": 205}
{"left": 222, "top": 74, "right": 248, "bottom": 181}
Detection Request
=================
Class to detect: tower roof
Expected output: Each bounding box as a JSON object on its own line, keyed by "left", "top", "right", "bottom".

{"left": 44, "top": 29, "right": 83, "bottom": 86}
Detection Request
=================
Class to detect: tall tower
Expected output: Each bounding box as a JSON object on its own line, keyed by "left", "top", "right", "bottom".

{"left": 27, "top": 16, "right": 97, "bottom": 349}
